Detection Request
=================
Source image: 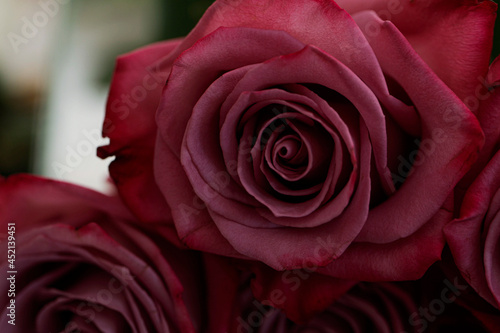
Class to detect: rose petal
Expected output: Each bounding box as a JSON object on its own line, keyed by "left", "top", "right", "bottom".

{"left": 353, "top": 11, "right": 484, "bottom": 243}
{"left": 249, "top": 262, "right": 357, "bottom": 323}
{"left": 318, "top": 194, "right": 453, "bottom": 281}
{"left": 97, "top": 39, "right": 181, "bottom": 225}
{"left": 336, "top": 0, "right": 497, "bottom": 100}
{"left": 445, "top": 150, "right": 500, "bottom": 308}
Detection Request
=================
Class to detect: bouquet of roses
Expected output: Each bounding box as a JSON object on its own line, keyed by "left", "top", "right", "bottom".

{"left": 2, "top": 0, "right": 499, "bottom": 332}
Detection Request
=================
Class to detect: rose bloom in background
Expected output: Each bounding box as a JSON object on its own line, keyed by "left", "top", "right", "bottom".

{"left": 99, "top": 0, "right": 500, "bottom": 325}
{"left": 0, "top": 175, "right": 203, "bottom": 332}
{"left": 1, "top": 0, "right": 499, "bottom": 332}
{"left": 204, "top": 254, "right": 492, "bottom": 332}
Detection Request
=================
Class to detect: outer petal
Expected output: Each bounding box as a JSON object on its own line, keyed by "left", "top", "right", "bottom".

{"left": 317, "top": 194, "right": 453, "bottom": 281}
{"left": 335, "top": 0, "right": 497, "bottom": 100}
{"left": 98, "top": 39, "right": 181, "bottom": 226}
{"left": 155, "top": 27, "right": 304, "bottom": 259}
{"left": 248, "top": 262, "right": 357, "bottom": 323}
{"left": 445, "top": 150, "right": 500, "bottom": 308}
{"left": 441, "top": 258, "right": 500, "bottom": 332}
{"left": 353, "top": 12, "right": 484, "bottom": 243}
{"left": 155, "top": 137, "right": 243, "bottom": 259}
{"left": 156, "top": 0, "right": 389, "bottom": 118}
{"left": 460, "top": 56, "right": 500, "bottom": 191}
{"left": 203, "top": 254, "right": 243, "bottom": 333}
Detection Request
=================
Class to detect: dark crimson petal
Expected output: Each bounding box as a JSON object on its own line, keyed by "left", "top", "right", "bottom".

{"left": 249, "top": 262, "right": 357, "bottom": 324}
{"left": 353, "top": 11, "right": 484, "bottom": 243}
{"left": 336, "top": 0, "right": 497, "bottom": 101}
{"left": 155, "top": 28, "right": 306, "bottom": 254}
{"left": 445, "top": 151, "right": 500, "bottom": 308}
{"left": 98, "top": 39, "right": 181, "bottom": 226}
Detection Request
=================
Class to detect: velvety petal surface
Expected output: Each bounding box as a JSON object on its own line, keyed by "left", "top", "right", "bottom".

{"left": 445, "top": 150, "right": 500, "bottom": 308}
{"left": 353, "top": 11, "right": 484, "bottom": 243}
{"left": 335, "top": 0, "right": 497, "bottom": 100}
{"left": 98, "top": 39, "right": 181, "bottom": 226}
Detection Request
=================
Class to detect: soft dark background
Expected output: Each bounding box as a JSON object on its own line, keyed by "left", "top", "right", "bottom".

{"left": 0, "top": 0, "right": 499, "bottom": 179}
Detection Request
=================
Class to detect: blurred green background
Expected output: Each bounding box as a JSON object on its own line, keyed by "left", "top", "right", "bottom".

{"left": 0, "top": 0, "right": 499, "bottom": 190}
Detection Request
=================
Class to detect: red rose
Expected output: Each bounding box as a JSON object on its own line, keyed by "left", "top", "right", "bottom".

{"left": 0, "top": 175, "right": 201, "bottom": 332}
{"left": 99, "top": 0, "right": 494, "bottom": 281}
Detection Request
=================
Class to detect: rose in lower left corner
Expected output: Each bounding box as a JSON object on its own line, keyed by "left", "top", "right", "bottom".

{"left": 0, "top": 174, "right": 202, "bottom": 333}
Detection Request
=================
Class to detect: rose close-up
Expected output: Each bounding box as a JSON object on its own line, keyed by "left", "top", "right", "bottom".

{"left": 99, "top": 0, "right": 495, "bottom": 284}
{"left": 0, "top": 175, "right": 202, "bottom": 332}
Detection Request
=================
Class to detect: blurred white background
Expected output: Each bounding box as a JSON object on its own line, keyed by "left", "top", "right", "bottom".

{"left": 0, "top": 0, "right": 165, "bottom": 192}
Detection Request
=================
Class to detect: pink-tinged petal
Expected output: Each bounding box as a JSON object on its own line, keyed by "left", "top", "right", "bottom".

{"left": 445, "top": 150, "right": 500, "bottom": 308}
{"left": 181, "top": 45, "right": 385, "bottom": 240}
{"left": 336, "top": 0, "right": 497, "bottom": 101}
{"left": 207, "top": 121, "right": 371, "bottom": 270}
{"left": 98, "top": 39, "right": 181, "bottom": 224}
{"left": 157, "top": 27, "right": 305, "bottom": 156}
{"left": 188, "top": 0, "right": 423, "bottom": 140}
{"left": 310, "top": 283, "right": 420, "bottom": 332}
{"left": 484, "top": 191, "right": 500, "bottom": 307}
{"left": 319, "top": 195, "right": 453, "bottom": 281}
{"left": 480, "top": 56, "right": 500, "bottom": 153}
{"left": 353, "top": 11, "right": 484, "bottom": 243}
{"left": 36, "top": 273, "right": 145, "bottom": 333}
{"left": 235, "top": 281, "right": 422, "bottom": 332}
{"left": 249, "top": 262, "right": 357, "bottom": 324}
{"left": 466, "top": 306, "right": 500, "bottom": 332}
{"left": 154, "top": 136, "right": 244, "bottom": 259}
{"left": 159, "top": 0, "right": 388, "bottom": 101}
